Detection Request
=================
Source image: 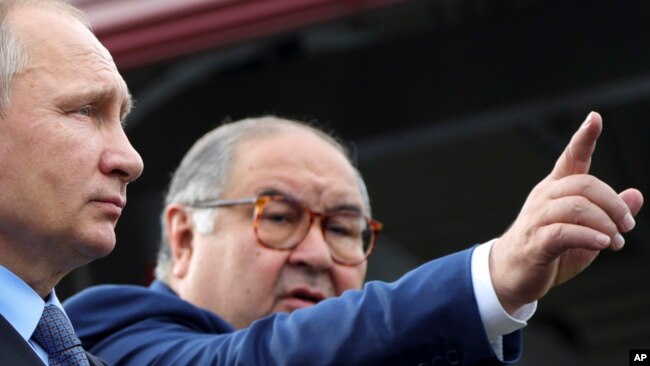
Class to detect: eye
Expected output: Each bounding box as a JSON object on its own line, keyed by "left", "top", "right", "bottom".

{"left": 261, "top": 211, "right": 299, "bottom": 225}
{"left": 326, "top": 224, "right": 354, "bottom": 237}
{"left": 325, "top": 215, "right": 361, "bottom": 238}
{"left": 77, "top": 105, "right": 93, "bottom": 117}
{"left": 259, "top": 199, "right": 302, "bottom": 225}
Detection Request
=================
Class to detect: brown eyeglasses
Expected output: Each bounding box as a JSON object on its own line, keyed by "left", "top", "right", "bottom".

{"left": 187, "top": 195, "right": 383, "bottom": 266}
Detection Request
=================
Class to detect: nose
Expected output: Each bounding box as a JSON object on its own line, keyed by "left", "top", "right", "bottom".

{"left": 99, "top": 127, "right": 144, "bottom": 183}
{"left": 287, "top": 220, "right": 334, "bottom": 272}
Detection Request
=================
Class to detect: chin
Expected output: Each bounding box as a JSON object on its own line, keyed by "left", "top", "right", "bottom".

{"left": 91, "top": 240, "right": 116, "bottom": 258}
{"left": 75, "top": 229, "right": 117, "bottom": 260}
{"left": 78, "top": 241, "right": 115, "bottom": 262}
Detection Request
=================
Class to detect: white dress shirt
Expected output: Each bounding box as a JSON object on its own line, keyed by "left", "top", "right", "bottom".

{"left": 472, "top": 239, "right": 537, "bottom": 359}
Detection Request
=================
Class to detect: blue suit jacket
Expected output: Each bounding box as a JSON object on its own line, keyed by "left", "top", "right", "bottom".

{"left": 65, "top": 248, "right": 522, "bottom": 365}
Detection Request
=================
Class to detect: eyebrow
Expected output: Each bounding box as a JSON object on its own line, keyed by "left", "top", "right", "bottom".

{"left": 122, "top": 91, "right": 134, "bottom": 121}
{"left": 328, "top": 203, "right": 362, "bottom": 214}
{"left": 257, "top": 188, "right": 363, "bottom": 214}
{"left": 61, "top": 85, "right": 134, "bottom": 122}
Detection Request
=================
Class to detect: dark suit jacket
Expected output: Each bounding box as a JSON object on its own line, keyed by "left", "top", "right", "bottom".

{"left": 0, "top": 314, "right": 108, "bottom": 366}
{"left": 65, "top": 247, "right": 522, "bottom": 365}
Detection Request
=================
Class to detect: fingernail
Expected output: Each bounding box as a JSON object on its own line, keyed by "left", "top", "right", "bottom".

{"left": 613, "top": 233, "right": 625, "bottom": 250}
{"left": 581, "top": 112, "right": 594, "bottom": 128}
{"left": 596, "top": 233, "right": 610, "bottom": 247}
{"left": 622, "top": 213, "right": 636, "bottom": 232}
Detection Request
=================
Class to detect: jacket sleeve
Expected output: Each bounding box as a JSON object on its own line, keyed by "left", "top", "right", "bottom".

{"left": 68, "top": 247, "right": 522, "bottom": 366}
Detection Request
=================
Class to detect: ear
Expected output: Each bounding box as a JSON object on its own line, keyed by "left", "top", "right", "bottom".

{"left": 166, "top": 204, "right": 195, "bottom": 279}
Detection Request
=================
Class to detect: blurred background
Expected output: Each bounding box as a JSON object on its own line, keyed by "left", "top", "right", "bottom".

{"left": 62, "top": 0, "right": 650, "bottom": 365}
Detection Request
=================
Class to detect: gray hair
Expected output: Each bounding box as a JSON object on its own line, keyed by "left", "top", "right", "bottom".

{"left": 155, "top": 116, "right": 371, "bottom": 281}
{"left": 0, "top": 0, "right": 90, "bottom": 116}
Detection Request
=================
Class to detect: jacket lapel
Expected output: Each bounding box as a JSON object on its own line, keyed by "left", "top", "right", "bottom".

{"left": 0, "top": 314, "right": 45, "bottom": 365}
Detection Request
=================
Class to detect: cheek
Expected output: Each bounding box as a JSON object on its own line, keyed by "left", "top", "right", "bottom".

{"left": 247, "top": 248, "right": 289, "bottom": 291}
{"left": 34, "top": 126, "right": 99, "bottom": 188}
{"left": 205, "top": 232, "right": 288, "bottom": 300}
{"left": 246, "top": 249, "right": 293, "bottom": 299}
{"left": 40, "top": 154, "right": 87, "bottom": 187}
{"left": 332, "top": 265, "right": 366, "bottom": 294}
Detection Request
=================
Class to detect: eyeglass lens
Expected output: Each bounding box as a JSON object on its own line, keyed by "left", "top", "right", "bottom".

{"left": 256, "top": 198, "right": 372, "bottom": 264}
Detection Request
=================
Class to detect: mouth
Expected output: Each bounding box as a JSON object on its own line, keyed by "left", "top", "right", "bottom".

{"left": 94, "top": 196, "right": 126, "bottom": 209}
{"left": 286, "top": 288, "right": 326, "bottom": 306}
{"left": 91, "top": 196, "right": 126, "bottom": 218}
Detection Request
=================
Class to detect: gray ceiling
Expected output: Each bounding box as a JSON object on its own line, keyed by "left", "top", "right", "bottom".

{"left": 60, "top": 1, "right": 650, "bottom": 365}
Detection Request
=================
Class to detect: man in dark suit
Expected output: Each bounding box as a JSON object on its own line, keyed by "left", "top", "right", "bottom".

{"left": 66, "top": 113, "right": 643, "bottom": 365}
{"left": 0, "top": 0, "right": 143, "bottom": 365}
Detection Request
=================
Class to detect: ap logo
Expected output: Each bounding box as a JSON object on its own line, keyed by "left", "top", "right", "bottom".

{"left": 630, "top": 350, "right": 650, "bottom": 365}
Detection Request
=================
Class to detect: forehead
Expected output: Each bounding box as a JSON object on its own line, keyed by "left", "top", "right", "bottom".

{"left": 11, "top": 6, "right": 88, "bottom": 49}
{"left": 9, "top": 5, "right": 131, "bottom": 113}
{"left": 12, "top": 7, "right": 121, "bottom": 79}
{"left": 227, "top": 129, "right": 363, "bottom": 207}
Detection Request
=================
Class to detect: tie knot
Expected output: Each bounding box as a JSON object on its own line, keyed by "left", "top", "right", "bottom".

{"left": 32, "top": 305, "right": 90, "bottom": 366}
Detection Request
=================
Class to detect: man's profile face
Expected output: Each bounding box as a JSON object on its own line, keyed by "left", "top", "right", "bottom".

{"left": 0, "top": 6, "right": 143, "bottom": 271}
{"left": 176, "top": 129, "right": 367, "bottom": 329}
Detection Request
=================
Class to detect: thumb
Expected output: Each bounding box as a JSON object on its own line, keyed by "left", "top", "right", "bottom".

{"left": 549, "top": 111, "right": 603, "bottom": 180}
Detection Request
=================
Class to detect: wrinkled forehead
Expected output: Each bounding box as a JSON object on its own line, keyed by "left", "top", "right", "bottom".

{"left": 229, "top": 129, "right": 366, "bottom": 210}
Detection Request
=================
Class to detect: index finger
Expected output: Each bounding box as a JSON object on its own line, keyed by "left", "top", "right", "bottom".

{"left": 550, "top": 111, "right": 603, "bottom": 180}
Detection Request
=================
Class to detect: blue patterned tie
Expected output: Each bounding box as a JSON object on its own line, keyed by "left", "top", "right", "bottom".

{"left": 32, "top": 305, "right": 90, "bottom": 366}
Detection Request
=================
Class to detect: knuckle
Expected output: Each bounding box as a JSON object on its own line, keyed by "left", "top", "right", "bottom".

{"left": 567, "top": 196, "right": 590, "bottom": 213}
{"left": 537, "top": 224, "right": 565, "bottom": 244}
{"left": 576, "top": 174, "right": 597, "bottom": 192}
{"left": 550, "top": 224, "right": 568, "bottom": 242}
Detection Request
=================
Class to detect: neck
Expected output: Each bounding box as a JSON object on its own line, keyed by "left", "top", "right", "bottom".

{"left": 0, "top": 245, "right": 64, "bottom": 299}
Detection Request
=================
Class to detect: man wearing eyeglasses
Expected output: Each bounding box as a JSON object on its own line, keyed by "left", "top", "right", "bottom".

{"left": 65, "top": 114, "right": 643, "bottom": 365}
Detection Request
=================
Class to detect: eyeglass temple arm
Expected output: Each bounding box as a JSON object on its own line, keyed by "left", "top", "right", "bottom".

{"left": 187, "top": 197, "right": 258, "bottom": 208}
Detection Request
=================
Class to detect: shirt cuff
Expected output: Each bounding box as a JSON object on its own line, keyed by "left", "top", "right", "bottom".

{"left": 471, "top": 239, "right": 537, "bottom": 343}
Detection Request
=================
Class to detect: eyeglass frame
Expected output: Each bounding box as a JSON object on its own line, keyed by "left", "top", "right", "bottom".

{"left": 186, "top": 195, "right": 383, "bottom": 266}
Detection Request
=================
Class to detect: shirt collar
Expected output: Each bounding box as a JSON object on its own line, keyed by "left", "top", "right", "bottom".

{"left": 0, "top": 265, "right": 63, "bottom": 341}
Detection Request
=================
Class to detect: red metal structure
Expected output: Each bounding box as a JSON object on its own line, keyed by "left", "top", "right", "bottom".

{"left": 78, "top": 0, "right": 409, "bottom": 70}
